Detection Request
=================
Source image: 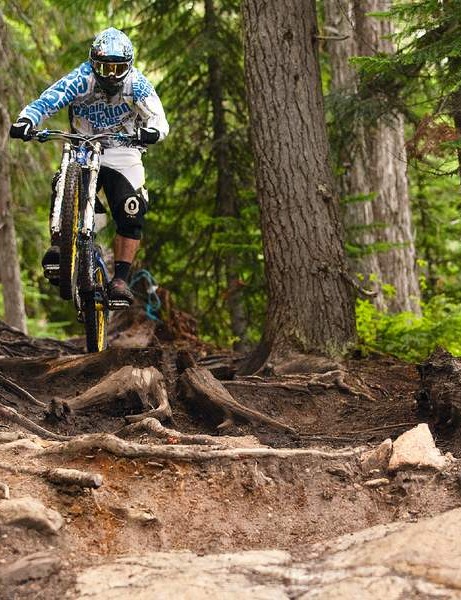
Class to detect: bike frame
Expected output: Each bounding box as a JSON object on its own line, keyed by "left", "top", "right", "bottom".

{"left": 29, "top": 129, "right": 137, "bottom": 351}
{"left": 41, "top": 130, "right": 133, "bottom": 242}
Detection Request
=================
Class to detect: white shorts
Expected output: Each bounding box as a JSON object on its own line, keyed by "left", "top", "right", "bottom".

{"left": 101, "top": 147, "right": 146, "bottom": 190}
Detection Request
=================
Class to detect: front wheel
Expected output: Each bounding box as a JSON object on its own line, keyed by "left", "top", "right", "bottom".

{"left": 60, "top": 162, "right": 82, "bottom": 301}
{"left": 82, "top": 265, "right": 109, "bottom": 353}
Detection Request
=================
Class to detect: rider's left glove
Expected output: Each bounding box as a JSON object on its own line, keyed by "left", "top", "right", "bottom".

{"left": 136, "top": 127, "right": 160, "bottom": 145}
{"left": 9, "top": 117, "right": 34, "bottom": 141}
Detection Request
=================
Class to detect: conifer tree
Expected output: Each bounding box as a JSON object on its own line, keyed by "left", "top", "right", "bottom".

{"left": 351, "top": 0, "right": 461, "bottom": 300}
{"left": 242, "top": 0, "right": 356, "bottom": 367}
{"left": 324, "top": 0, "right": 420, "bottom": 314}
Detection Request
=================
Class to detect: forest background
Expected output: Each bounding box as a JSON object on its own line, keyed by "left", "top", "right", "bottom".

{"left": 2, "top": 0, "right": 461, "bottom": 363}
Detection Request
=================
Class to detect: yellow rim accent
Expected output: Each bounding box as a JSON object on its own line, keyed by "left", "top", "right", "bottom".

{"left": 70, "top": 182, "right": 79, "bottom": 281}
{"left": 95, "top": 267, "right": 106, "bottom": 351}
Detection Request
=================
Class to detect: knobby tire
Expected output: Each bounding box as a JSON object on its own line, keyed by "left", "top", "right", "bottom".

{"left": 81, "top": 245, "right": 108, "bottom": 353}
{"left": 60, "top": 162, "right": 82, "bottom": 301}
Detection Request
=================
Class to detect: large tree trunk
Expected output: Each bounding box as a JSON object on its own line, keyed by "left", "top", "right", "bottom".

{"left": 324, "top": 0, "right": 420, "bottom": 314}
{"left": 205, "top": 0, "right": 249, "bottom": 351}
{"left": 0, "top": 14, "right": 27, "bottom": 333}
{"left": 241, "top": 0, "right": 356, "bottom": 368}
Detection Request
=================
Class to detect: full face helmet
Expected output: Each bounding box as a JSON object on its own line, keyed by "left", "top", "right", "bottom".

{"left": 89, "top": 27, "right": 133, "bottom": 94}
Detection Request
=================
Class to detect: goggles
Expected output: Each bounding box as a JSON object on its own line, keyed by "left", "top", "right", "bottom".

{"left": 92, "top": 60, "right": 131, "bottom": 79}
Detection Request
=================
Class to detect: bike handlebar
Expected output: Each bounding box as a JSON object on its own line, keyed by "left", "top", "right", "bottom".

{"left": 30, "top": 129, "right": 138, "bottom": 146}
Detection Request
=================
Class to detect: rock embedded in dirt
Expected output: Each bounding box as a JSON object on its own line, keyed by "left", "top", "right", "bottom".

{"left": 305, "top": 507, "right": 461, "bottom": 597}
{"left": 71, "top": 550, "right": 292, "bottom": 599}
{"left": 0, "top": 496, "right": 64, "bottom": 534}
{"left": 0, "top": 438, "right": 43, "bottom": 453}
{"left": 388, "top": 423, "right": 447, "bottom": 471}
{"left": 66, "top": 509, "right": 461, "bottom": 600}
{"left": 360, "top": 438, "right": 393, "bottom": 474}
{"left": 0, "top": 432, "right": 25, "bottom": 443}
{"left": 0, "top": 482, "right": 9, "bottom": 499}
{"left": 69, "top": 508, "right": 461, "bottom": 599}
{"left": 0, "top": 551, "right": 61, "bottom": 584}
{"left": 363, "top": 478, "right": 390, "bottom": 488}
{"left": 110, "top": 506, "right": 160, "bottom": 525}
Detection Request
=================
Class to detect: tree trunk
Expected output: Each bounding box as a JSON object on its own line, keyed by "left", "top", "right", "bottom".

{"left": 0, "top": 14, "right": 27, "bottom": 333}
{"left": 324, "top": 0, "right": 420, "bottom": 314}
{"left": 205, "top": 0, "right": 249, "bottom": 351}
{"left": 241, "top": 0, "right": 356, "bottom": 368}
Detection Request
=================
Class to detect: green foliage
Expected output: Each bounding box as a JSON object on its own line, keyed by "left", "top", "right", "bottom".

{"left": 410, "top": 164, "right": 461, "bottom": 302}
{"left": 356, "top": 294, "right": 461, "bottom": 362}
{"left": 114, "top": 0, "right": 263, "bottom": 345}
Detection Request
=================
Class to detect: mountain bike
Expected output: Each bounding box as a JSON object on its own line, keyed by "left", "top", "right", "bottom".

{"left": 31, "top": 129, "right": 138, "bottom": 353}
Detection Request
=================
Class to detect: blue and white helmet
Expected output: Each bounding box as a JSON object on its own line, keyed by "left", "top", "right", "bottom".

{"left": 89, "top": 28, "right": 134, "bottom": 92}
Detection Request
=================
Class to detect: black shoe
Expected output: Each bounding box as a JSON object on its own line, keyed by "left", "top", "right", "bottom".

{"left": 42, "top": 245, "right": 60, "bottom": 285}
{"left": 107, "top": 278, "right": 134, "bottom": 306}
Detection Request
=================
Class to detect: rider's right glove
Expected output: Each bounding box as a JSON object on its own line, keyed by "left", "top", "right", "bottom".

{"left": 9, "top": 117, "right": 34, "bottom": 141}
{"left": 136, "top": 127, "right": 160, "bottom": 145}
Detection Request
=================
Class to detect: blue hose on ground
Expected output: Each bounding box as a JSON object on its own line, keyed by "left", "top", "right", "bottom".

{"left": 129, "top": 269, "right": 162, "bottom": 321}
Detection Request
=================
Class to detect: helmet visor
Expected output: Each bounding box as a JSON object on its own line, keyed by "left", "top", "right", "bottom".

{"left": 93, "top": 60, "right": 130, "bottom": 79}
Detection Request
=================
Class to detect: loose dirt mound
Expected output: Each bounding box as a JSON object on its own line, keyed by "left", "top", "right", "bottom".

{"left": 1, "top": 318, "right": 461, "bottom": 598}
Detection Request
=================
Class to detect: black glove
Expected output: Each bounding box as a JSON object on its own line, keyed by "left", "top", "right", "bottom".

{"left": 136, "top": 127, "right": 160, "bottom": 145}
{"left": 9, "top": 117, "right": 34, "bottom": 141}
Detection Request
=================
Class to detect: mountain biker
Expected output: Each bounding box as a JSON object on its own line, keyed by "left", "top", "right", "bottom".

{"left": 9, "top": 27, "right": 169, "bottom": 305}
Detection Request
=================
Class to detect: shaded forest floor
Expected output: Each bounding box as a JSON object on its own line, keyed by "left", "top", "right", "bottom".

{"left": 1, "top": 314, "right": 461, "bottom": 599}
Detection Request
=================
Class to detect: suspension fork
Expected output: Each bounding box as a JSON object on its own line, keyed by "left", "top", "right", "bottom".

{"left": 50, "top": 143, "right": 72, "bottom": 237}
{"left": 81, "top": 141, "right": 102, "bottom": 238}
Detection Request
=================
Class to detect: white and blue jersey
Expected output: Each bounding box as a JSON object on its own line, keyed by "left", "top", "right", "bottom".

{"left": 19, "top": 62, "right": 169, "bottom": 191}
{"left": 19, "top": 61, "right": 169, "bottom": 146}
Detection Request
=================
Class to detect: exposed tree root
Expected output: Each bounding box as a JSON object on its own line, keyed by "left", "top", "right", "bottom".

{"left": 0, "top": 462, "right": 103, "bottom": 489}
{"left": 238, "top": 352, "right": 382, "bottom": 405}
{"left": 0, "top": 405, "right": 70, "bottom": 441}
{"left": 0, "top": 373, "right": 46, "bottom": 407}
{"left": 308, "top": 370, "right": 377, "bottom": 402}
{"left": 50, "top": 366, "right": 172, "bottom": 422}
{"left": 116, "top": 417, "right": 222, "bottom": 446}
{"left": 177, "top": 353, "right": 297, "bottom": 434}
{"left": 197, "top": 354, "right": 239, "bottom": 380}
{"left": 40, "top": 433, "right": 364, "bottom": 461}
{"left": 227, "top": 371, "right": 378, "bottom": 403}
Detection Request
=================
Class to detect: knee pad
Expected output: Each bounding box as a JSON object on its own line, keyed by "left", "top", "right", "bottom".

{"left": 114, "top": 189, "right": 148, "bottom": 240}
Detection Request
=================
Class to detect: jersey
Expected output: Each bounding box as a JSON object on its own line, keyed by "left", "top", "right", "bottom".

{"left": 19, "top": 61, "right": 169, "bottom": 148}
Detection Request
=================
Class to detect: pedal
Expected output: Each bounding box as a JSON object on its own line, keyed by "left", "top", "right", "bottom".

{"left": 108, "top": 299, "right": 131, "bottom": 311}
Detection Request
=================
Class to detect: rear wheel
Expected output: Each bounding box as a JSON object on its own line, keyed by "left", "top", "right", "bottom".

{"left": 83, "top": 263, "right": 109, "bottom": 353}
{"left": 60, "top": 162, "right": 81, "bottom": 300}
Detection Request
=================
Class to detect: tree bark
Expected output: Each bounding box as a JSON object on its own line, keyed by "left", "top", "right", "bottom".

{"left": 241, "top": 0, "right": 356, "bottom": 367}
{"left": 205, "top": 0, "right": 249, "bottom": 351}
{"left": 0, "top": 14, "right": 28, "bottom": 333}
{"left": 324, "top": 0, "right": 420, "bottom": 314}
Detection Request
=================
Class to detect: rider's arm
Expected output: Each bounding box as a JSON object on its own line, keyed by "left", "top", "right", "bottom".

{"left": 18, "top": 62, "right": 93, "bottom": 127}
{"left": 132, "top": 69, "right": 169, "bottom": 142}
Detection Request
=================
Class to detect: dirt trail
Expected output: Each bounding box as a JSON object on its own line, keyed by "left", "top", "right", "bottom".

{"left": 1, "top": 319, "right": 461, "bottom": 598}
